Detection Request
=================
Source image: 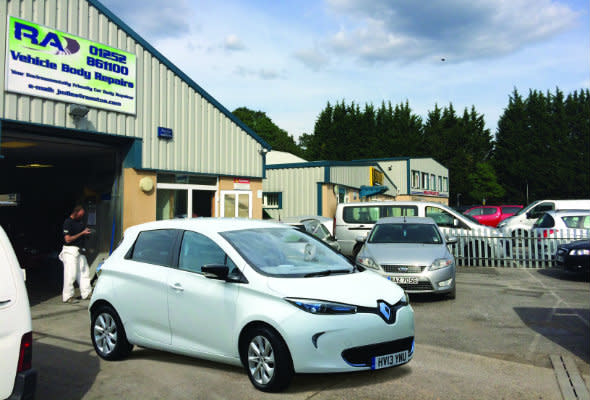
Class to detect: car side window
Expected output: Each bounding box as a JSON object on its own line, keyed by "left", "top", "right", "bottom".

{"left": 342, "top": 206, "right": 380, "bottom": 223}
{"left": 425, "top": 207, "right": 456, "bottom": 228}
{"left": 482, "top": 207, "right": 496, "bottom": 215}
{"left": 382, "top": 206, "right": 418, "bottom": 217}
{"left": 179, "top": 231, "right": 237, "bottom": 274}
{"left": 129, "top": 229, "right": 178, "bottom": 267}
{"left": 562, "top": 215, "right": 588, "bottom": 229}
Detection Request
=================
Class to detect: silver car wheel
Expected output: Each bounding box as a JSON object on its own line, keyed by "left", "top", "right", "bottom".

{"left": 93, "top": 312, "right": 118, "bottom": 355}
{"left": 247, "top": 335, "right": 275, "bottom": 385}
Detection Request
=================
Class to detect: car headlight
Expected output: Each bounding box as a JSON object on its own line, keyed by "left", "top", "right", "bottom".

{"left": 569, "top": 249, "right": 590, "bottom": 256}
{"left": 430, "top": 258, "right": 454, "bottom": 271}
{"left": 285, "top": 298, "right": 357, "bottom": 314}
{"left": 399, "top": 291, "right": 410, "bottom": 306}
{"left": 356, "top": 255, "right": 379, "bottom": 270}
{"left": 497, "top": 221, "right": 507, "bottom": 229}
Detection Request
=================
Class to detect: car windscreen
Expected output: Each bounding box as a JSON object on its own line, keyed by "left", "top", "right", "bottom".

{"left": 368, "top": 223, "right": 442, "bottom": 244}
{"left": 501, "top": 206, "right": 522, "bottom": 214}
{"left": 221, "top": 228, "right": 353, "bottom": 277}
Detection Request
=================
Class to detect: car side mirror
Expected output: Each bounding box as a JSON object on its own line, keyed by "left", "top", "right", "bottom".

{"left": 201, "top": 265, "right": 229, "bottom": 281}
{"left": 355, "top": 235, "right": 366, "bottom": 243}
{"left": 446, "top": 236, "right": 458, "bottom": 245}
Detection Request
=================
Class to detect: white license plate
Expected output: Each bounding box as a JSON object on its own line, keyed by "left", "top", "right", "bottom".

{"left": 388, "top": 276, "right": 419, "bottom": 284}
{"left": 372, "top": 350, "right": 409, "bottom": 370}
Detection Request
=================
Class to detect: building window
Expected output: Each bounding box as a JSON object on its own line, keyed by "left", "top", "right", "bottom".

{"left": 438, "top": 176, "right": 442, "bottom": 192}
{"left": 412, "top": 171, "right": 420, "bottom": 188}
{"left": 263, "top": 192, "right": 282, "bottom": 209}
{"left": 442, "top": 177, "right": 448, "bottom": 192}
{"left": 422, "top": 173, "right": 429, "bottom": 189}
{"left": 430, "top": 174, "right": 436, "bottom": 191}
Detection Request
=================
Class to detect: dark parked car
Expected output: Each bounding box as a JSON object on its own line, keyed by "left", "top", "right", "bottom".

{"left": 555, "top": 240, "right": 590, "bottom": 273}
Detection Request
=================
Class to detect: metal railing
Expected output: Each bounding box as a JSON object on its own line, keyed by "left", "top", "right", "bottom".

{"left": 444, "top": 228, "right": 590, "bottom": 268}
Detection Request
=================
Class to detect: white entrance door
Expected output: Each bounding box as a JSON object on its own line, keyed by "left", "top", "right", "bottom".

{"left": 220, "top": 191, "right": 252, "bottom": 218}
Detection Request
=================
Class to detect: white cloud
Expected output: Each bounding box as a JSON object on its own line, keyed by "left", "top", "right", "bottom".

{"left": 224, "top": 34, "right": 246, "bottom": 51}
{"left": 293, "top": 48, "right": 330, "bottom": 71}
{"left": 323, "top": 0, "right": 579, "bottom": 63}
{"left": 101, "top": 0, "right": 195, "bottom": 39}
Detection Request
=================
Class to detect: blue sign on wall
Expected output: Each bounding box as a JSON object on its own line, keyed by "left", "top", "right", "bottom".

{"left": 158, "top": 127, "right": 173, "bottom": 140}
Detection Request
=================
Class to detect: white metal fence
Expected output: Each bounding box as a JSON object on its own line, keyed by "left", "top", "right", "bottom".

{"left": 445, "top": 228, "right": 590, "bottom": 268}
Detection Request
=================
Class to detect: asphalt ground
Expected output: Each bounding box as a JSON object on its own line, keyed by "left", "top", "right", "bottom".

{"left": 26, "top": 266, "right": 590, "bottom": 399}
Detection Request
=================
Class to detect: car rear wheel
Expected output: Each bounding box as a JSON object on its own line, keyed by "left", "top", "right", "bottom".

{"left": 91, "top": 305, "right": 133, "bottom": 361}
{"left": 242, "top": 326, "right": 293, "bottom": 392}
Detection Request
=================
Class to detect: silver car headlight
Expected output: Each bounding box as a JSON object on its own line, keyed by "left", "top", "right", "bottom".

{"left": 356, "top": 255, "right": 379, "bottom": 270}
{"left": 497, "top": 221, "right": 507, "bottom": 229}
{"left": 285, "top": 298, "right": 357, "bottom": 314}
{"left": 430, "top": 258, "right": 454, "bottom": 271}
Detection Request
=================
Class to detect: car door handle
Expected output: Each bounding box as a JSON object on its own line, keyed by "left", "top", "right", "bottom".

{"left": 170, "top": 283, "right": 184, "bottom": 292}
{"left": 0, "top": 299, "right": 11, "bottom": 305}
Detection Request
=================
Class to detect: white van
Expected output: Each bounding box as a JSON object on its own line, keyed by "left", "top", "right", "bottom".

{"left": 0, "top": 226, "right": 37, "bottom": 400}
{"left": 334, "top": 201, "right": 502, "bottom": 257}
{"left": 497, "top": 199, "right": 590, "bottom": 236}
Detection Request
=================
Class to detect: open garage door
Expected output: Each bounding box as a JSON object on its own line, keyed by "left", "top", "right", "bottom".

{"left": 0, "top": 124, "right": 132, "bottom": 302}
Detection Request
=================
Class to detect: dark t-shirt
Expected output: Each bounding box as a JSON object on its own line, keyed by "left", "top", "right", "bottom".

{"left": 63, "top": 217, "right": 86, "bottom": 247}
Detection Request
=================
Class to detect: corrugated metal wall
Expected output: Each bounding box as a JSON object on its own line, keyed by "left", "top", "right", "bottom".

{"left": 331, "top": 165, "right": 398, "bottom": 196}
{"left": 264, "top": 167, "right": 323, "bottom": 218}
{"left": 0, "top": 0, "right": 263, "bottom": 177}
{"left": 330, "top": 166, "right": 370, "bottom": 188}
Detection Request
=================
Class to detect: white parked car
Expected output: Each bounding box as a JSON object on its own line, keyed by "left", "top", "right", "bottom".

{"left": 356, "top": 217, "right": 457, "bottom": 299}
{"left": 89, "top": 218, "right": 414, "bottom": 392}
{"left": 531, "top": 210, "right": 590, "bottom": 254}
{"left": 498, "top": 199, "right": 590, "bottom": 237}
{"left": 0, "top": 226, "right": 37, "bottom": 400}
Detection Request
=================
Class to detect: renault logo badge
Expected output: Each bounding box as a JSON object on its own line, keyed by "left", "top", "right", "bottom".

{"left": 378, "top": 301, "right": 391, "bottom": 321}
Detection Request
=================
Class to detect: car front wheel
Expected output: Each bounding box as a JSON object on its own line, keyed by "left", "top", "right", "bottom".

{"left": 242, "top": 326, "right": 293, "bottom": 392}
{"left": 91, "top": 305, "right": 133, "bottom": 361}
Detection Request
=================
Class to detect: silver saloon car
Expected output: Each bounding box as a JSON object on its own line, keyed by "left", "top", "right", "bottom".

{"left": 356, "top": 217, "right": 457, "bottom": 299}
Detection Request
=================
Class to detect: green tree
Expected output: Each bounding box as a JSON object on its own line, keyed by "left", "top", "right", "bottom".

{"left": 232, "top": 107, "right": 303, "bottom": 157}
{"left": 468, "top": 162, "right": 505, "bottom": 203}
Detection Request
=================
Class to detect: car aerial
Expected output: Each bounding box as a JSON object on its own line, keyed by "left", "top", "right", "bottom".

{"left": 356, "top": 217, "right": 457, "bottom": 299}
{"left": 0, "top": 226, "right": 37, "bottom": 400}
{"left": 282, "top": 218, "right": 341, "bottom": 252}
{"left": 463, "top": 205, "right": 523, "bottom": 227}
{"left": 531, "top": 210, "right": 590, "bottom": 254}
{"left": 89, "top": 218, "right": 414, "bottom": 392}
{"left": 555, "top": 240, "right": 590, "bottom": 274}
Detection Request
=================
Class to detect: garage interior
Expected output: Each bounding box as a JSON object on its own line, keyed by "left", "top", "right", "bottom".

{"left": 0, "top": 123, "right": 130, "bottom": 301}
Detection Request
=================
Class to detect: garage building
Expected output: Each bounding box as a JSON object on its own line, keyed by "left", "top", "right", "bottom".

{"left": 263, "top": 152, "right": 449, "bottom": 219}
{"left": 0, "top": 0, "right": 270, "bottom": 288}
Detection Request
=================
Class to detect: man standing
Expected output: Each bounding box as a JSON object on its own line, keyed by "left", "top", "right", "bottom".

{"left": 60, "top": 205, "right": 92, "bottom": 303}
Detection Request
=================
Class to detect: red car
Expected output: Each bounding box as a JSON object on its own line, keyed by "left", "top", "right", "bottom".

{"left": 463, "top": 205, "right": 523, "bottom": 227}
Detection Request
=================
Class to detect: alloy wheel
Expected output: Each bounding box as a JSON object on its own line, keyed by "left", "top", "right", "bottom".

{"left": 247, "top": 335, "right": 275, "bottom": 385}
{"left": 94, "top": 312, "right": 118, "bottom": 356}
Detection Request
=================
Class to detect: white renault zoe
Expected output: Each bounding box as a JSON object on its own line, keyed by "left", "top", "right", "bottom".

{"left": 89, "top": 218, "right": 414, "bottom": 392}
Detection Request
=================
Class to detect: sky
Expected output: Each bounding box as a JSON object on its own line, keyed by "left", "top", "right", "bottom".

{"left": 100, "top": 0, "right": 589, "bottom": 140}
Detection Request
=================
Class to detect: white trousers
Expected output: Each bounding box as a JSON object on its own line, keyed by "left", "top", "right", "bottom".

{"left": 60, "top": 245, "right": 92, "bottom": 301}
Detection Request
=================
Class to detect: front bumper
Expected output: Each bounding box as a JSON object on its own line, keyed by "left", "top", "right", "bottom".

{"left": 378, "top": 265, "right": 456, "bottom": 294}
{"left": 280, "top": 304, "right": 414, "bottom": 373}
